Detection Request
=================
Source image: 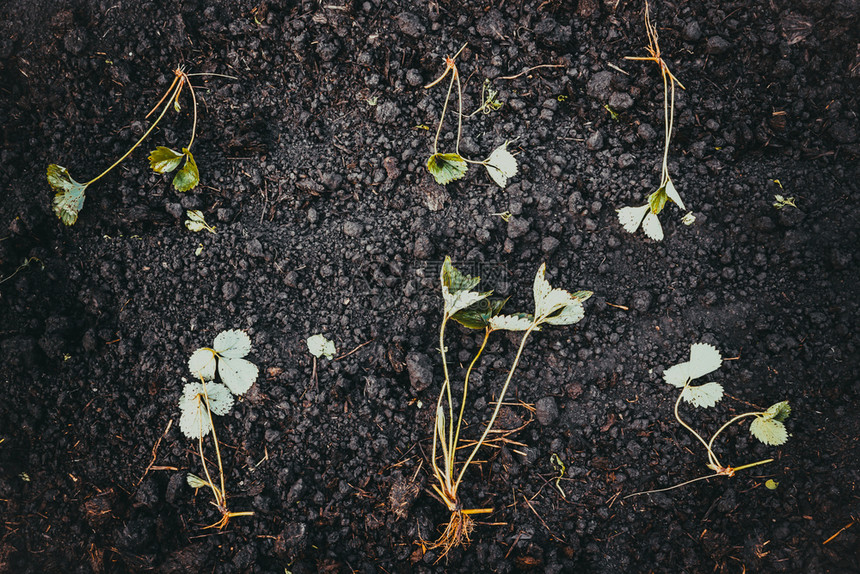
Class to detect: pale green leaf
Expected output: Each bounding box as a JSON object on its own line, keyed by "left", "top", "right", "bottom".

{"left": 489, "top": 314, "right": 535, "bottom": 332}
{"left": 48, "top": 164, "right": 88, "bottom": 226}
{"left": 484, "top": 142, "right": 518, "bottom": 188}
{"left": 765, "top": 479, "right": 779, "bottom": 490}
{"left": 173, "top": 149, "right": 199, "bottom": 192}
{"left": 427, "top": 153, "right": 467, "bottom": 185}
{"left": 188, "top": 348, "right": 217, "bottom": 380}
{"left": 148, "top": 146, "right": 184, "bottom": 174}
{"left": 178, "top": 382, "right": 212, "bottom": 439}
{"left": 213, "top": 329, "right": 252, "bottom": 359}
{"left": 680, "top": 382, "right": 724, "bottom": 408}
{"left": 532, "top": 263, "right": 575, "bottom": 318}
{"left": 642, "top": 210, "right": 664, "bottom": 241}
{"left": 218, "top": 356, "right": 258, "bottom": 395}
{"left": 543, "top": 301, "right": 585, "bottom": 326}
{"left": 617, "top": 204, "right": 649, "bottom": 234}
{"left": 443, "top": 286, "right": 490, "bottom": 317}
{"left": 440, "top": 256, "right": 480, "bottom": 294}
{"left": 203, "top": 382, "right": 235, "bottom": 416}
{"left": 749, "top": 417, "right": 788, "bottom": 446}
{"left": 307, "top": 334, "right": 336, "bottom": 360}
{"left": 664, "top": 178, "right": 686, "bottom": 211}
{"left": 664, "top": 343, "right": 723, "bottom": 388}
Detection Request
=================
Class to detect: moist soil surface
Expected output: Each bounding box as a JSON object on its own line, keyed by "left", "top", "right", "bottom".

{"left": 1, "top": 1, "right": 859, "bottom": 572}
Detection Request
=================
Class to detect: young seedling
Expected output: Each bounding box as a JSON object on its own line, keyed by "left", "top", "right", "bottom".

{"left": 306, "top": 334, "right": 336, "bottom": 388}
{"left": 617, "top": 1, "right": 687, "bottom": 241}
{"left": 180, "top": 329, "right": 259, "bottom": 528}
{"left": 426, "top": 257, "right": 591, "bottom": 557}
{"left": 424, "top": 45, "right": 518, "bottom": 189}
{"left": 626, "top": 343, "right": 791, "bottom": 498}
{"left": 48, "top": 66, "right": 235, "bottom": 225}
{"left": 467, "top": 79, "right": 503, "bottom": 117}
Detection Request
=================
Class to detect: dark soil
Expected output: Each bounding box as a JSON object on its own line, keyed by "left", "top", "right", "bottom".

{"left": 1, "top": 0, "right": 859, "bottom": 572}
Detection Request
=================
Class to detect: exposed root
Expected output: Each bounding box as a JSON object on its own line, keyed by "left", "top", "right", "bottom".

{"left": 425, "top": 509, "right": 475, "bottom": 561}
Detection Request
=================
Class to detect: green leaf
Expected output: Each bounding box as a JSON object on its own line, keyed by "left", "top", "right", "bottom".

{"left": 765, "top": 479, "right": 779, "bottom": 490}
{"left": 749, "top": 417, "right": 788, "bottom": 446}
{"left": 570, "top": 290, "right": 594, "bottom": 303}
{"left": 173, "top": 149, "right": 199, "bottom": 192}
{"left": 762, "top": 401, "right": 791, "bottom": 423}
{"left": 148, "top": 146, "right": 184, "bottom": 174}
{"left": 187, "top": 473, "right": 210, "bottom": 489}
{"left": 648, "top": 187, "right": 668, "bottom": 215}
{"left": 427, "top": 153, "right": 467, "bottom": 185}
{"left": 185, "top": 210, "right": 216, "bottom": 233}
{"left": 451, "top": 298, "right": 508, "bottom": 330}
{"left": 47, "top": 164, "right": 88, "bottom": 226}
{"left": 213, "top": 329, "right": 253, "bottom": 359}
{"left": 441, "top": 256, "right": 480, "bottom": 294}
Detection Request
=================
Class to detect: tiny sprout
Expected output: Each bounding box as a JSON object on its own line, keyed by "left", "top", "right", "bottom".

{"left": 603, "top": 104, "right": 620, "bottom": 121}
{"left": 185, "top": 210, "right": 216, "bottom": 233}
{"left": 551, "top": 453, "right": 567, "bottom": 499}
{"left": 773, "top": 194, "right": 798, "bottom": 210}
{"left": 681, "top": 211, "right": 696, "bottom": 226}
{"left": 627, "top": 343, "right": 791, "bottom": 499}
{"left": 491, "top": 211, "right": 513, "bottom": 222}
{"left": 366, "top": 95, "right": 378, "bottom": 106}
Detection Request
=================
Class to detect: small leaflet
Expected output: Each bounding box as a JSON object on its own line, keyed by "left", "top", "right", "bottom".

{"left": 664, "top": 179, "right": 686, "bottom": 211}
{"left": 427, "top": 153, "right": 468, "bottom": 185}
{"left": 680, "top": 382, "right": 724, "bottom": 408}
{"left": 185, "top": 210, "right": 215, "bottom": 233}
{"left": 47, "top": 164, "right": 88, "bottom": 226}
{"left": 484, "top": 142, "right": 518, "bottom": 188}
{"left": 178, "top": 381, "right": 234, "bottom": 439}
{"left": 188, "top": 348, "right": 217, "bottom": 380}
{"left": 148, "top": 146, "right": 184, "bottom": 174}
{"left": 532, "top": 263, "right": 575, "bottom": 319}
{"left": 187, "top": 473, "right": 210, "bottom": 489}
{"left": 213, "top": 329, "right": 253, "bottom": 359}
{"left": 749, "top": 417, "right": 788, "bottom": 446}
{"left": 642, "top": 211, "right": 664, "bottom": 241}
{"left": 489, "top": 314, "right": 534, "bottom": 332}
{"left": 664, "top": 343, "right": 723, "bottom": 389}
{"left": 765, "top": 479, "right": 779, "bottom": 490}
{"left": 307, "top": 334, "right": 336, "bottom": 360}
{"left": 617, "top": 205, "right": 649, "bottom": 234}
{"left": 173, "top": 149, "right": 200, "bottom": 192}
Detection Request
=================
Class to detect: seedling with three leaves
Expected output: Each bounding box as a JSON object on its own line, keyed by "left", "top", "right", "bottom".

{"left": 627, "top": 343, "right": 791, "bottom": 498}
{"left": 424, "top": 45, "right": 518, "bottom": 188}
{"left": 179, "top": 329, "right": 259, "bottom": 528}
{"left": 48, "top": 66, "right": 235, "bottom": 225}
{"left": 617, "top": 1, "right": 690, "bottom": 241}
{"left": 427, "top": 257, "right": 591, "bottom": 556}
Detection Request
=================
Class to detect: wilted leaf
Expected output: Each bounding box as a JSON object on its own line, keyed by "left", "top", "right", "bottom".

{"left": 484, "top": 142, "right": 518, "bottom": 188}
{"left": 664, "top": 343, "right": 723, "bottom": 388}
{"left": 451, "top": 298, "right": 508, "bottom": 330}
{"left": 173, "top": 149, "right": 199, "bottom": 192}
{"left": 441, "top": 257, "right": 480, "bottom": 294}
{"left": 427, "top": 153, "right": 467, "bottom": 185}
{"left": 307, "top": 334, "right": 336, "bottom": 359}
{"left": 148, "top": 146, "right": 184, "bottom": 173}
{"left": 543, "top": 301, "right": 585, "bottom": 326}
{"left": 648, "top": 187, "right": 668, "bottom": 215}
{"left": 440, "top": 257, "right": 490, "bottom": 317}
{"left": 48, "top": 164, "right": 89, "bottom": 225}
{"left": 187, "top": 473, "right": 211, "bottom": 489}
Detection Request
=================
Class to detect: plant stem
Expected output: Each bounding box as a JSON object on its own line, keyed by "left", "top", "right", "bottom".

{"left": 674, "top": 382, "right": 720, "bottom": 468}
{"left": 432, "top": 72, "right": 457, "bottom": 156}
{"left": 624, "top": 472, "right": 722, "bottom": 499}
{"left": 706, "top": 411, "right": 760, "bottom": 465}
{"left": 454, "top": 323, "right": 536, "bottom": 491}
{"left": 186, "top": 74, "right": 198, "bottom": 150}
{"left": 731, "top": 458, "right": 773, "bottom": 473}
{"left": 450, "top": 329, "right": 491, "bottom": 475}
{"left": 454, "top": 67, "right": 463, "bottom": 156}
{"left": 184, "top": 72, "right": 239, "bottom": 80}
{"left": 200, "top": 380, "right": 227, "bottom": 507}
{"left": 85, "top": 80, "right": 183, "bottom": 186}
{"left": 432, "top": 317, "right": 455, "bottom": 499}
